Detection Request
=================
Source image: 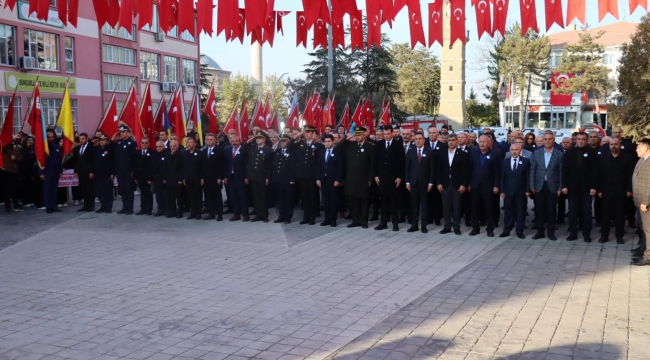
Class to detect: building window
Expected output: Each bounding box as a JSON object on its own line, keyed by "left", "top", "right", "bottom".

{"left": 0, "top": 24, "right": 16, "bottom": 66}
{"left": 39, "top": 97, "right": 78, "bottom": 132}
{"left": 64, "top": 36, "right": 74, "bottom": 73}
{"left": 103, "top": 74, "right": 135, "bottom": 92}
{"left": 181, "top": 20, "right": 196, "bottom": 41}
{"left": 449, "top": 86, "right": 453, "bottom": 91}
{"left": 101, "top": 24, "right": 137, "bottom": 41}
{"left": 0, "top": 96, "right": 21, "bottom": 136}
{"left": 164, "top": 56, "right": 178, "bottom": 83}
{"left": 183, "top": 59, "right": 196, "bottom": 85}
{"left": 102, "top": 44, "right": 136, "bottom": 65}
{"left": 140, "top": 51, "right": 159, "bottom": 81}
{"left": 24, "top": 29, "right": 59, "bottom": 70}
{"left": 550, "top": 53, "right": 561, "bottom": 68}
{"left": 449, "top": 66, "right": 453, "bottom": 71}
{"left": 142, "top": 5, "right": 159, "bottom": 32}
{"left": 541, "top": 78, "right": 551, "bottom": 91}
{"left": 603, "top": 54, "right": 613, "bottom": 65}
{"left": 167, "top": 26, "right": 178, "bottom": 38}
{"left": 50, "top": 0, "right": 57, "bottom": 6}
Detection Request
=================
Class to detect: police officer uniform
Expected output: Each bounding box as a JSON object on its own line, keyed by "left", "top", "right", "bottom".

{"left": 114, "top": 125, "right": 138, "bottom": 214}
{"left": 288, "top": 125, "right": 324, "bottom": 225}
{"left": 247, "top": 132, "right": 273, "bottom": 222}
{"left": 271, "top": 135, "right": 295, "bottom": 223}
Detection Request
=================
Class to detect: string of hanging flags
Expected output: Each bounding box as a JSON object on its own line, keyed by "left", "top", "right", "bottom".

{"left": 3, "top": 0, "right": 645, "bottom": 50}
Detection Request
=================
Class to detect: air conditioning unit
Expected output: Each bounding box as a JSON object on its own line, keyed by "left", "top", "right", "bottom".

{"left": 155, "top": 32, "right": 165, "bottom": 42}
{"left": 169, "top": 83, "right": 179, "bottom": 93}
{"left": 19, "top": 56, "right": 36, "bottom": 70}
{"left": 160, "top": 82, "right": 172, "bottom": 93}
{"left": 182, "top": 84, "right": 187, "bottom": 92}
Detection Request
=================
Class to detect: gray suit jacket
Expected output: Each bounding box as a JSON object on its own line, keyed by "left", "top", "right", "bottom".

{"left": 633, "top": 157, "right": 650, "bottom": 207}
{"left": 505, "top": 149, "right": 533, "bottom": 160}
{"left": 529, "top": 147, "right": 563, "bottom": 192}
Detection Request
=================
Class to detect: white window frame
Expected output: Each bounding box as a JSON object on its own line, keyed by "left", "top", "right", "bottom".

{"left": 37, "top": 97, "right": 78, "bottom": 132}
{"left": 167, "top": 26, "right": 178, "bottom": 38}
{"left": 102, "top": 24, "right": 137, "bottom": 41}
{"left": 0, "top": 96, "right": 22, "bottom": 136}
{"left": 142, "top": 5, "right": 159, "bottom": 32}
{"left": 183, "top": 59, "right": 196, "bottom": 85}
{"left": 164, "top": 56, "right": 178, "bottom": 83}
{"left": 65, "top": 36, "right": 74, "bottom": 73}
{"left": 102, "top": 44, "right": 136, "bottom": 66}
{"left": 24, "top": 29, "right": 59, "bottom": 71}
{"left": 103, "top": 74, "right": 135, "bottom": 92}
{"left": 181, "top": 20, "right": 196, "bottom": 42}
{"left": 0, "top": 24, "right": 16, "bottom": 67}
{"left": 140, "top": 51, "right": 159, "bottom": 81}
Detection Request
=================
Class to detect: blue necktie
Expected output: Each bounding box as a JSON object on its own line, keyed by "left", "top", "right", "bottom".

{"left": 326, "top": 149, "right": 331, "bottom": 164}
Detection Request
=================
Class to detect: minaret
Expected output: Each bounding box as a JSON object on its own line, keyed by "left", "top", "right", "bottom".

{"left": 439, "top": 0, "right": 466, "bottom": 129}
{"left": 251, "top": 41, "right": 262, "bottom": 88}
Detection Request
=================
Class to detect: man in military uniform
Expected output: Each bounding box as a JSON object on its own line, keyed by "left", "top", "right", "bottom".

{"left": 288, "top": 125, "right": 324, "bottom": 225}
{"left": 164, "top": 140, "right": 185, "bottom": 218}
{"left": 114, "top": 125, "right": 138, "bottom": 214}
{"left": 336, "top": 126, "right": 376, "bottom": 228}
{"left": 150, "top": 140, "right": 167, "bottom": 216}
{"left": 134, "top": 137, "right": 153, "bottom": 215}
{"left": 202, "top": 134, "right": 225, "bottom": 221}
{"left": 246, "top": 131, "right": 273, "bottom": 222}
{"left": 94, "top": 135, "right": 115, "bottom": 213}
{"left": 272, "top": 135, "right": 294, "bottom": 223}
{"left": 184, "top": 137, "right": 203, "bottom": 220}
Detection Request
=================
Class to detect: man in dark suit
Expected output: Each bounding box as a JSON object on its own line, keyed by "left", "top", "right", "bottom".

{"left": 317, "top": 134, "right": 344, "bottom": 227}
{"left": 288, "top": 125, "right": 323, "bottom": 225}
{"left": 39, "top": 131, "right": 63, "bottom": 213}
{"left": 133, "top": 137, "right": 153, "bottom": 215}
{"left": 437, "top": 134, "right": 469, "bottom": 235}
{"left": 164, "top": 140, "right": 184, "bottom": 218}
{"left": 183, "top": 137, "right": 203, "bottom": 220}
{"left": 149, "top": 140, "right": 167, "bottom": 216}
{"left": 457, "top": 132, "right": 475, "bottom": 226}
{"left": 405, "top": 133, "right": 434, "bottom": 233}
{"left": 223, "top": 135, "right": 249, "bottom": 221}
{"left": 468, "top": 135, "right": 500, "bottom": 236}
{"left": 398, "top": 129, "right": 415, "bottom": 223}
{"left": 271, "top": 135, "right": 295, "bottom": 224}
{"left": 500, "top": 143, "right": 531, "bottom": 238}
{"left": 73, "top": 133, "right": 95, "bottom": 212}
{"left": 94, "top": 135, "right": 115, "bottom": 213}
{"left": 597, "top": 138, "right": 633, "bottom": 244}
{"left": 424, "top": 126, "right": 447, "bottom": 225}
{"left": 336, "top": 126, "right": 376, "bottom": 228}
{"left": 373, "top": 125, "right": 405, "bottom": 231}
{"left": 529, "top": 131, "right": 564, "bottom": 240}
{"left": 201, "top": 134, "right": 225, "bottom": 221}
{"left": 562, "top": 132, "right": 598, "bottom": 242}
{"left": 632, "top": 139, "right": 650, "bottom": 266}
{"left": 245, "top": 132, "right": 273, "bottom": 222}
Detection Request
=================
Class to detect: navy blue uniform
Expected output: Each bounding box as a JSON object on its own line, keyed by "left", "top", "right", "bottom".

{"left": 94, "top": 146, "right": 115, "bottom": 212}
{"left": 271, "top": 147, "right": 294, "bottom": 222}
{"left": 114, "top": 138, "right": 138, "bottom": 213}
{"left": 39, "top": 142, "right": 63, "bottom": 211}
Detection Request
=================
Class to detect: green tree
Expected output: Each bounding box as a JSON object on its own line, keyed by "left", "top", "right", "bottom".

{"left": 485, "top": 35, "right": 506, "bottom": 108}
{"left": 216, "top": 73, "right": 257, "bottom": 127}
{"left": 466, "top": 87, "right": 498, "bottom": 126}
{"left": 259, "top": 74, "right": 289, "bottom": 120}
{"left": 614, "top": 14, "right": 650, "bottom": 140}
{"left": 553, "top": 30, "right": 611, "bottom": 124}
{"left": 390, "top": 43, "right": 440, "bottom": 116}
{"left": 499, "top": 23, "right": 550, "bottom": 125}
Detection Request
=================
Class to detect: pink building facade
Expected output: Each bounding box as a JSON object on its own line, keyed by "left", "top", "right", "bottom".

{"left": 0, "top": 1, "right": 200, "bottom": 136}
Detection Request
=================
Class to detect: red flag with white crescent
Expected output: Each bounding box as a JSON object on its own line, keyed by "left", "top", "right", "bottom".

{"left": 204, "top": 86, "right": 219, "bottom": 135}
{"left": 407, "top": 0, "right": 426, "bottom": 49}
{"left": 492, "top": 0, "right": 509, "bottom": 37}
{"left": 474, "top": 0, "right": 493, "bottom": 39}
{"left": 519, "top": 0, "right": 538, "bottom": 35}
{"left": 350, "top": 11, "right": 364, "bottom": 51}
{"left": 550, "top": 72, "right": 574, "bottom": 106}
{"left": 296, "top": 11, "right": 308, "bottom": 48}
{"left": 366, "top": 0, "right": 382, "bottom": 49}
{"left": 450, "top": 0, "right": 466, "bottom": 45}
{"left": 428, "top": 1, "right": 443, "bottom": 47}
{"left": 544, "top": 0, "right": 564, "bottom": 31}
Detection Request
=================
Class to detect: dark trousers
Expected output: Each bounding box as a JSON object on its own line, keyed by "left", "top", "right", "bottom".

{"left": 154, "top": 183, "right": 166, "bottom": 213}
{"left": 471, "top": 185, "right": 495, "bottom": 232}
{"left": 79, "top": 176, "right": 95, "bottom": 209}
{"left": 337, "top": 186, "right": 346, "bottom": 213}
{"left": 298, "top": 178, "right": 316, "bottom": 222}
{"left": 71, "top": 185, "right": 81, "bottom": 201}
{"left": 593, "top": 196, "right": 602, "bottom": 224}
{"left": 203, "top": 186, "right": 223, "bottom": 217}
{"left": 349, "top": 196, "right": 369, "bottom": 225}
{"left": 228, "top": 177, "right": 248, "bottom": 217}
{"left": 398, "top": 183, "right": 410, "bottom": 221}
{"left": 250, "top": 180, "right": 269, "bottom": 220}
{"left": 371, "top": 184, "right": 380, "bottom": 217}
{"left": 186, "top": 180, "right": 203, "bottom": 217}
{"left": 42, "top": 174, "right": 59, "bottom": 209}
{"left": 116, "top": 171, "right": 134, "bottom": 212}
{"left": 321, "top": 181, "right": 338, "bottom": 223}
{"left": 34, "top": 176, "right": 44, "bottom": 208}
{"left": 461, "top": 192, "right": 471, "bottom": 225}
{"left": 428, "top": 188, "right": 443, "bottom": 222}
{"left": 441, "top": 186, "right": 462, "bottom": 231}
{"left": 534, "top": 183, "right": 558, "bottom": 235}
{"left": 274, "top": 182, "right": 293, "bottom": 220}
{"left": 503, "top": 195, "right": 527, "bottom": 234}
{"left": 568, "top": 193, "right": 593, "bottom": 236}
{"left": 380, "top": 188, "right": 399, "bottom": 226}
{"left": 557, "top": 193, "right": 567, "bottom": 221}
{"left": 600, "top": 193, "right": 626, "bottom": 239}
{"left": 138, "top": 181, "right": 153, "bottom": 214}
{"left": 410, "top": 184, "right": 429, "bottom": 228}
{"left": 165, "top": 186, "right": 182, "bottom": 216}
{"left": 3, "top": 172, "right": 20, "bottom": 211}
{"left": 20, "top": 172, "right": 36, "bottom": 205}
{"left": 96, "top": 177, "right": 113, "bottom": 211}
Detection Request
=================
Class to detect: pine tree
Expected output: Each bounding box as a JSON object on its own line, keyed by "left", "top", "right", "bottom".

{"left": 390, "top": 43, "right": 440, "bottom": 116}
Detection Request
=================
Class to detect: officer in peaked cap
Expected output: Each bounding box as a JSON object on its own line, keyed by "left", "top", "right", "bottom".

{"left": 245, "top": 131, "right": 273, "bottom": 222}
{"left": 288, "top": 124, "right": 324, "bottom": 225}
{"left": 114, "top": 124, "right": 138, "bottom": 214}
{"left": 272, "top": 134, "right": 295, "bottom": 223}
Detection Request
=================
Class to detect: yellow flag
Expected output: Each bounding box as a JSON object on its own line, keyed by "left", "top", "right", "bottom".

{"left": 56, "top": 84, "right": 75, "bottom": 161}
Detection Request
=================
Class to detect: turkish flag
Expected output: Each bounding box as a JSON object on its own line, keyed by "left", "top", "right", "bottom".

{"left": 332, "top": 15, "right": 346, "bottom": 48}
{"left": 380, "top": 0, "right": 394, "bottom": 27}
{"left": 233, "top": 8, "right": 245, "bottom": 44}
{"left": 217, "top": 0, "right": 238, "bottom": 38}
{"left": 223, "top": 106, "right": 238, "bottom": 134}
{"left": 350, "top": 11, "right": 364, "bottom": 51}
{"left": 137, "top": 0, "right": 153, "bottom": 29}
{"left": 4, "top": 0, "right": 17, "bottom": 11}
{"left": 519, "top": 0, "right": 538, "bottom": 35}
{"left": 99, "top": 94, "right": 120, "bottom": 140}
{"left": 139, "top": 82, "right": 156, "bottom": 150}
{"left": 598, "top": 0, "right": 618, "bottom": 21}
{"left": 120, "top": 83, "right": 144, "bottom": 146}
{"left": 474, "top": 0, "right": 492, "bottom": 39}
{"left": 544, "top": 0, "right": 564, "bottom": 31}
{"left": 287, "top": 104, "right": 300, "bottom": 130}
{"left": 204, "top": 86, "right": 219, "bottom": 135}
{"left": 244, "top": 0, "right": 266, "bottom": 35}
{"left": 158, "top": 0, "right": 172, "bottom": 33}
{"left": 238, "top": 98, "right": 249, "bottom": 139}
{"left": 331, "top": 0, "right": 358, "bottom": 19}
{"left": 268, "top": 110, "right": 278, "bottom": 131}
{"left": 58, "top": 0, "right": 68, "bottom": 26}
{"left": 566, "top": 0, "right": 585, "bottom": 26}
{"left": 119, "top": 0, "right": 134, "bottom": 33}
{"left": 390, "top": 0, "right": 408, "bottom": 22}
{"left": 550, "top": 72, "right": 574, "bottom": 106}
{"left": 339, "top": 102, "right": 350, "bottom": 131}
{"left": 407, "top": 0, "right": 425, "bottom": 49}
{"left": 366, "top": 0, "right": 382, "bottom": 49}
{"left": 296, "top": 11, "right": 308, "bottom": 48}
{"left": 277, "top": 11, "right": 290, "bottom": 34}
{"left": 313, "top": 16, "right": 328, "bottom": 49}
{"left": 30, "top": 0, "right": 50, "bottom": 21}
{"left": 302, "top": 0, "right": 330, "bottom": 30}
{"left": 92, "top": 0, "right": 108, "bottom": 30}
{"left": 263, "top": 12, "right": 276, "bottom": 46}
{"left": 197, "top": 0, "right": 214, "bottom": 36}
{"left": 428, "top": 1, "right": 443, "bottom": 47}
{"left": 492, "top": 0, "right": 509, "bottom": 37}
{"left": 153, "top": 97, "right": 167, "bottom": 134}
{"left": 450, "top": 0, "right": 466, "bottom": 46}
{"left": 177, "top": 0, "right": 195, "bottom": 37}
{"left": 630, "top": 0, "right": 647, "bottom": 12}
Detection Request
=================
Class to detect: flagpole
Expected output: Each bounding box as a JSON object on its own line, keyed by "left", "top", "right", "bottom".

{"left": 20, "top": 76, "right": 39, "bottom": 132}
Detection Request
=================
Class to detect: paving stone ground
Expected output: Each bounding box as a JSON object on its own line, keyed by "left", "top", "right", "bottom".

{"left": 0, "top": 201, "right": 648, "bottom": 360}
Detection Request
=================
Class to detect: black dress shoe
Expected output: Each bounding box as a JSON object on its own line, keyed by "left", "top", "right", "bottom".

{"left": 421, "top": 228, "right": 428, "bottom": 234}
{"left": 583, "top": 236, "right": 592, "bottom": 243}
{"left": 487, "top": 231, "right": 494, "bottom": 237}
{"left": 250, "top": 217, "right": 261, "bottom": 222}
{"left": 299, "top": 220, "right": 309, "bottom": 225}
{"left": 135, "top": 211, "right": 146, "bottom": 215}
{"left": 347, "top": 223, "right": 361, "bottom": 228}
{"left": 331, "top": 222, "right": 337, "bottom": 227}
{"left": 454, "top": 230, "right": 461, "bottom": 235}
{"left": 321, "top": 220, "right": 332, "bottom": 226}
{"left": 631, "top": 247, "right": 643, "bottom": 253}
{"left": 532, "top": 232, "right": 545, "bottom": 240}
{"left": 616, "top": 239, "right": 624, "bottom": 245}
{"left": 374, "top": 223, "right": 387, "bottom": 230}
{"left": 469, "top": 229, "right": 480, "bottom": 236}
{"left": 46, "top": 208, "right": 54, "bottom": 214}
{"left": 176, "top": 213, "right": 183, "bottom": 218}
{"left": 154, "top": 212, "right": 164, "bottom": 217}
{"left": 52, "top": 208, "right": 62, "bottom": 212}
{"left": 285, "top": 219, "right": 291, "bottom": 224}
{"left": 86, "top": 208, "right": 95, "bottom": 212}
{"left": 361, "top": 224, "right": 368, "bottom": 229}
{"left": 203, "top": 215, "right": 216, "bottom": 220}
{"left": 440, "top": 228, "right": 452, "bottom": 234}
{"left": 598, "top": 237, "right": 608, "bottom": 243}
{"left": 516, "top": 233, "right": 525, "bottom": 239}
{"left": 77, "top": 208, "right": 87, "bottom": 212}
{"left": 274, "top": 218, "right": 285, "bottom": 223}
{"left": 632, "top": 258, "right": 650, "bottom": 266}
{"left": 548, "top": 234, "right": 557, "bottom": 241}
{"left": 186, "top": 215, "right": 196, "bottom": 220}
{"left": 117, "top": 210, "right": 126, "bottom": 214}
{"left": 392, "top": 225, "right": 399, "bottom": 231}
{"left": 125, "top": 211, "right": 133, "bottom": 215}
{"left": 369, "top": 216, "right": 379, "bottom": 221}
{"left": 434, "top": 220, "right": 442, "bottom": 226}
{"left": 309, "top": 220, "right": 316, "bottom": 225}
{"left": 499, "top": 232, "right": 510, "bottom": 238}
{"left": 407, "top": 226, "right": 419, "bottom": 233}
{"left": 567, "top": 234, "right": 578, "bottom": 241}
{"left": 217, "top": 215, "right": 223, "bottom": 221}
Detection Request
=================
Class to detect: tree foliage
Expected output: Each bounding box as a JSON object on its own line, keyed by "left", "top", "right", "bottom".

{"left": 259, "top": 74, "right": 289, "bottom": 119}
{"left": 499, "top": 23, "right": 550, "bottom": 123}
{"left": 466, "top": 88, "right": 498, "bottom": 126}
{"left": 216, "top": 73, "right": 257, "bottom": 126}
{"left": 390, "top": 43, "right": 440, "bottom": 116}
